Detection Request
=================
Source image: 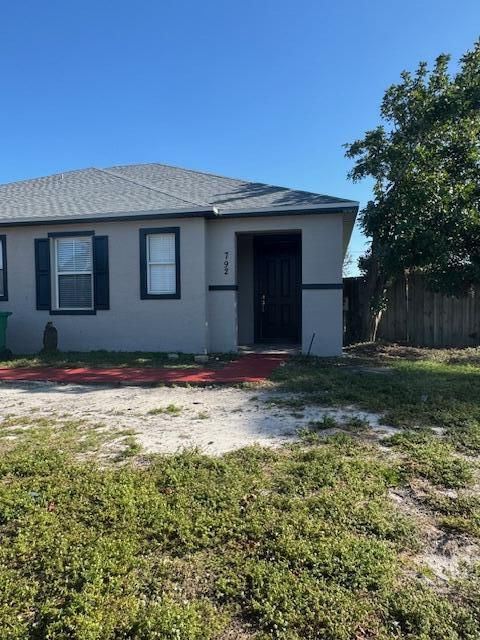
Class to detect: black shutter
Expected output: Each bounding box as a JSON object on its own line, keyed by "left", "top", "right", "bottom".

{"left": 35, "top": 238, "right": 51, "bottom": 310}
{"left": 93, "top": 236, "right": 110, "bottom": 310}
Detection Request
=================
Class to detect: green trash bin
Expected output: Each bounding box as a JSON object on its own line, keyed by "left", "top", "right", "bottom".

{"left": 0, "top": 312, "right": 12, "bottom": 353}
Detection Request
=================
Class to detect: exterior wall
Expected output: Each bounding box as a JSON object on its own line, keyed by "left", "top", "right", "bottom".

{"left": 302, "top": 289, "right": 343, "bottom": 356}
{"left": 0, "top": 218, "right": 207, "bottom": 354}
{"left": 206, "top": 214, "right": 344, "bottom": 356}
{"left": 206, "top": 290, "right": 237, "bottom": 354}
{"left": 0, "top": 211, "right": 344, "bottom": 357}
{"left": 236, "top": 234, "right": 254, "bottom": 344}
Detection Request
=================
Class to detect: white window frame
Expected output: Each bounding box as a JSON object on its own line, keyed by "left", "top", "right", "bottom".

{"left": 52, "top": 236, "right": 94, "bottom": 311}
{"left": 146, "top": 233, "right": 177, "bottom": 296}
{"left": 140, "top": 227, "right": 180, "bottom": 300}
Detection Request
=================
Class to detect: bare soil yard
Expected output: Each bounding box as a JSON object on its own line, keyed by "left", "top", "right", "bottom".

{"left": 0, "top": 381, "right": 389, "bottom": 455}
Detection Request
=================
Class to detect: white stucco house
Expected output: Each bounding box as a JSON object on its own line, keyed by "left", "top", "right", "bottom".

{"left": 0, "top": 164, "right": 358, "bottom": 356}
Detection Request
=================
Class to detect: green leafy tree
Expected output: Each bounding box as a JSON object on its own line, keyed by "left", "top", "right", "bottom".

{"left": 345, "top": 40, "right": 480, "bottom": 340}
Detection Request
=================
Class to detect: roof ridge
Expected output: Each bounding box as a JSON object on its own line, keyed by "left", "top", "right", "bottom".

{"left": 126, "top": 162, "right": 352, "bottom": 202}
{"left": 150, "top": 162, "right": 249, "bottom": 185}
{"left": 109, "top": 161, "right": 268, "bottom": 187}
{"left": 96, "top": 167, "right": 209, "bottom": 208}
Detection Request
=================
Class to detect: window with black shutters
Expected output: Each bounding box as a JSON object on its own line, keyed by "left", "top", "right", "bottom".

{"left": 35, "top": 233, "right": 109, "bottom": 313}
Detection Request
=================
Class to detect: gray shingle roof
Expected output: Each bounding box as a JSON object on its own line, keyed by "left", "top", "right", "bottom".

{"left": 0, "top": 163, "right": 358, "bottom": 224}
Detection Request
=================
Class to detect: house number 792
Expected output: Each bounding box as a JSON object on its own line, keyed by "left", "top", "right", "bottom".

{"left": 224, "top": 251, "right": 229, "bottom": 275}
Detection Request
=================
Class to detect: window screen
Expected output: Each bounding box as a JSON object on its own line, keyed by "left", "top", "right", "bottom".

{"left": 55, "top": 237, "right": 93, "bottom": 309}
{"left": 147, "top": 233, "right": 176, "bottom": 294}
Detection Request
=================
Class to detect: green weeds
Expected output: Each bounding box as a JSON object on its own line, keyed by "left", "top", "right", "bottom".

{"left": 0, "top": 415, "right": 139, "bottom": 461}
{"left": 1, "top": 342, "right": 480, "bottom": 637}
{"left": 386, "top": 430, "right": 475, "bottom": 488}
{"left": 0, "top": 350, "right": 236, "bottom": 370}
{"left": 423, "top": 491, "right": 480, "bottom": 539}
{"left": 308, "top": 415, "right": 338, "bottom": 431}
{"left": 271, "top": 346, "right": 480, "bottom": 431}
{"left": 445, "top": 419, "right": 480, "bottom": 455}
{"left": 147, "top": 404, "right": 182, "bottom": 416}
{"left": 2, "top": 435, "right": 478, "bottom": 638}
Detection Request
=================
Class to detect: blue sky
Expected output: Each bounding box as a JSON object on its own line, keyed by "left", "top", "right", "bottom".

{"left": 0, "top": 1, "right": 478, "bottom": 273}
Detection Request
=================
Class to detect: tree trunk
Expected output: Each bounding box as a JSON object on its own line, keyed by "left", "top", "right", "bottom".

{"left": 360, "top": 250, "right": 388, "bottom": 342}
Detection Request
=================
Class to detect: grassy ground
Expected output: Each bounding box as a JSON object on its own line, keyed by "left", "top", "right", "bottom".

{"left": 0, "top": 350, "right": 235, "bottom": 369}
{"left": 271, "top": 342, "right": 480, "bottom": 434}
{"left": 1, "top": 433, "right": 479, "bottom": 639}
{"left": 1, "top": 342, "right": 480, "bottom": 638}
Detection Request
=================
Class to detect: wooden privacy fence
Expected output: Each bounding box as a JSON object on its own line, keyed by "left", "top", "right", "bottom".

{"left": 344, "top": 274, "right": 480, "bottom": 347}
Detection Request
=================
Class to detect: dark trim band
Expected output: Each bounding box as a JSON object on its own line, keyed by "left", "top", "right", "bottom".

{"left": 0, "top": 206, "right": 358, "bottom": 229}
{"left": 208, "top": 285, "right": 238, "bottom": 291}
{"left": 217, "top": 206, "right": 357, "bottom": 219}
{"left": 302, "top": 283, "right": 343, "bottom": 290}
{"left": 50, "top": 309, "right": 97, "bottom": 316}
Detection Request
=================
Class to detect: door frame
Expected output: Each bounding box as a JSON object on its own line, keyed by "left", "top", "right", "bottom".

{"left": 253, "top": 233, "right": 302, "bottom": 344}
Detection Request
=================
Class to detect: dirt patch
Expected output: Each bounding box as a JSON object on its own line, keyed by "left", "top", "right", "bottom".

{"left": 345, "top": 341, "right": 480, "bottom": 367}
{"left": 0, "top": 381, "right": 392, "bottom": 455}
{"left": 389, "top": 484, "right": 480, "bottom": 581}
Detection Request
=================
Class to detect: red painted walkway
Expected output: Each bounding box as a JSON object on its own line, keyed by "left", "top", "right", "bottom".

{"left": 0, "top": 354, "right": 286, "bottom": 386}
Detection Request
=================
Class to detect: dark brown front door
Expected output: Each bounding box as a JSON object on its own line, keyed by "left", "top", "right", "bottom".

{"left": 254, "top": 235, "right": 301, "bottom": 344}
